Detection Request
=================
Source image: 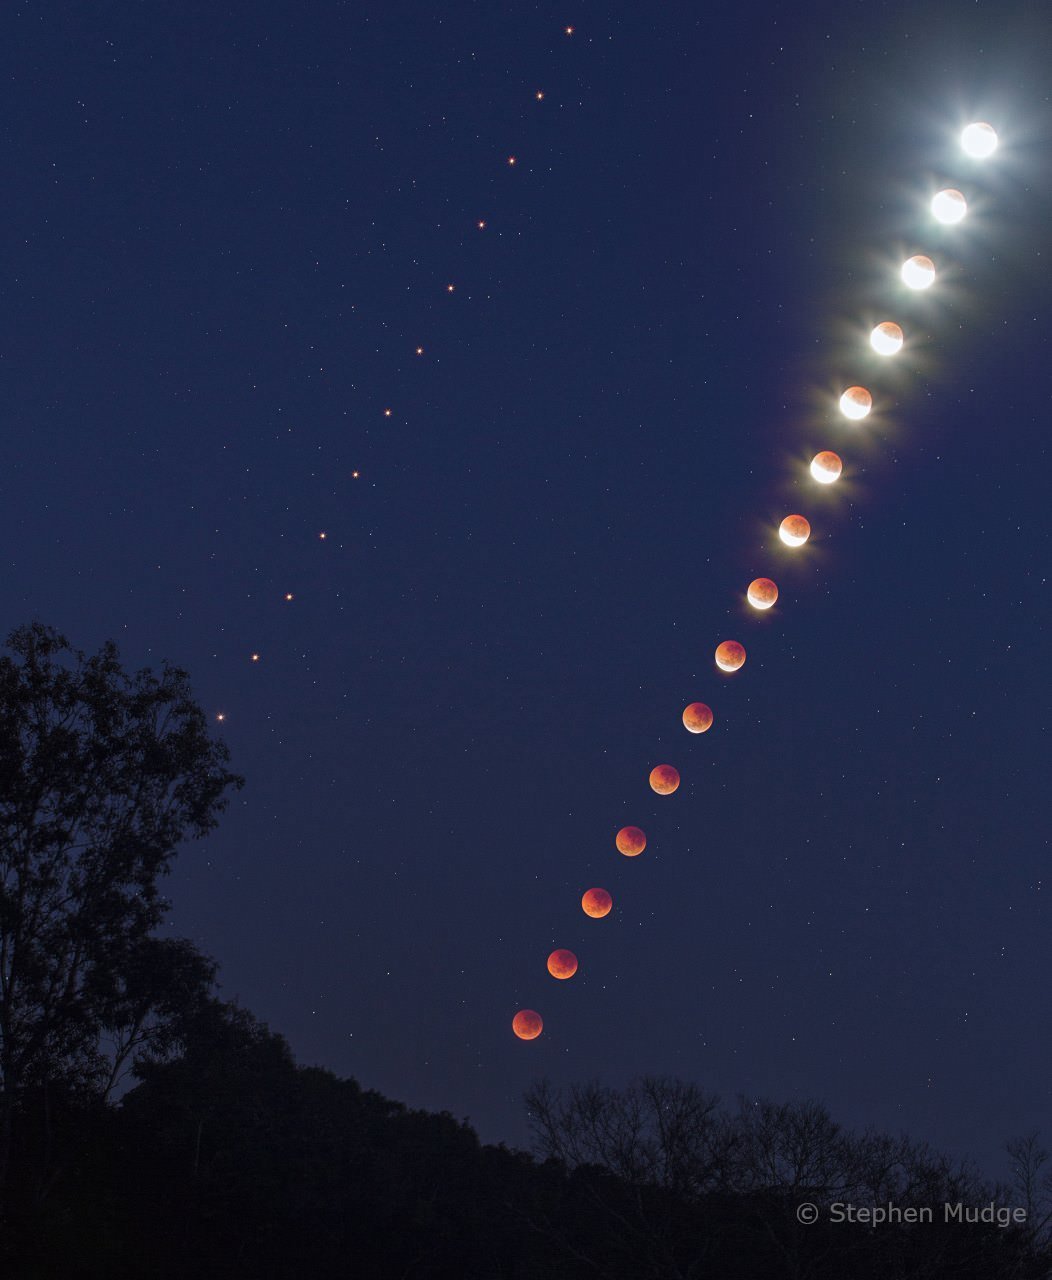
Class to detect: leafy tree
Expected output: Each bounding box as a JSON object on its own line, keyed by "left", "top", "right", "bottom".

{"left": 0, "top": 621, "right": 243, "bottom": 1190}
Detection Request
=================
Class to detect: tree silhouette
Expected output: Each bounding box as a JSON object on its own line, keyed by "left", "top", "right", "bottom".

{"left": 0, "top": 621, "right": 243, "bottom": 1195}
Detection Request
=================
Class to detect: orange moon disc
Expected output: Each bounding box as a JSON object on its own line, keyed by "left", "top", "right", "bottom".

{"left": 682, "top": 702, "right": 714, "bottom": 734}
{"left": 810, "top": 451, "right": 843, "bottom": 484}
{"left": 547, "top": 949, "right": 578, "bottom": 980}
{"left": 512, "top": 1009, "right": 543, "bottom": 1040}
{"left": 747, "top": 578, "right": 778, "bottom": 610}
{"left": 715, "top": 640, "right": 746, "bottom": 672}
{"left": 778, "top": 514, "right": 811, "bottom": 547}
{"left": 616, "top": 825, "right": 646, "bottom": 856}
{"left": 838, "top": 385, "right": 872, "bottom": 420}
{"left": 870, "top": 321, "right": 903, "bottom": 356}
{"left": 648, "top": 765, "right": 680, "bottom": 795}
{"left": 581, "top": 887, "right": 613, "bottom": 918}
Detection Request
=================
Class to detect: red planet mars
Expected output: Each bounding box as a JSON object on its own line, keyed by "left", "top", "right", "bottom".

{"left": 512, "top": 1009, "right": 543, "bottom": 1040}
{"left": 547, "top": 949, "right": 578, "bottom": 979}
{"left": 649, "top": 765, "right": 680, "bottom": 795}
{"left": 682, "top": 701, "right": 714, "bottom": 733}
{"left": 715, "top": 640, "right": 746, "bottom": 672}
{"left": 581, "top": 887, "right": 613, "bottom": 918}
{"left": 616, "top": 825, "right": 646, "bottom": 856}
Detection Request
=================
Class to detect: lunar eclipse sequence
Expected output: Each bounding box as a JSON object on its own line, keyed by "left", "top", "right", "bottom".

{"left": 513, "top": 119, "right": 1002, "bottom": 1042}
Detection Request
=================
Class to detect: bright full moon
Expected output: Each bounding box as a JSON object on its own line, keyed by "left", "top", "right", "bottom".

{"left": 931, "top": 188, "right": 967, "bottom": 224}
{"left": 870, "top": 321, "right": 903, "bottom": 355}
{"left": 961, "top": 122, "right": 998, "bottom": 158}
{"left": 901, "top": 255, "right": 936, "bottom": 289}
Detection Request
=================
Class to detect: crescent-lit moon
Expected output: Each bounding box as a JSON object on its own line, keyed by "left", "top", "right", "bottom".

{"left": 839, "top": 386, "right": 872, "bottom": 420}
{"left": 714, "top": 640, "right": 745, "bottom": 672}
{"left": 870, "top": 321, "right": 903, "bottom": 355}
{"left": 778, "top": 514, "right": 811, "bottom": 547}
{"left": 961, "top": 122, "right": 998, "bottom": 158}
{"left": 616, "top": 825, "right": 646, "bottom": 856}
{"left": 931, "top": 188, "right": 967, "bottom": 224}
{"left": 746, "top": 578, "right": 778, "bottom": 610}
{"left": 648, "top": 765, "right": 680, "bottom": 795}
{"left": 810, "top": 451, "right": 842, "bottom": 484}
{"left": 682, "top": 702, "right": 714, "bottom": 733}
{"left": 512, "top": 1009, "right": 543, "bottom": 1040}
{"left": 901, "top": 255, "right": 935, "bottom": 290}
{"left": 547, "top": 949, "right": 578, "bottom": 980}
{"left": 581, "top": 887, "right": 613, "bottom": 918}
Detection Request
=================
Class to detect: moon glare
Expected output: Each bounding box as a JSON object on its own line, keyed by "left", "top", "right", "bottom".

{"left": 648, "top": 765, "right": 680, "bottom": 795}
{"left": 512, "top": 1009, "right": 543, "bottom": 1040}
{"left": 714, "top": 641, "right": 746, "bottom": 673}
{"left": 779, "top": 514, "right": 811, "bottom": 547}
{"left": 616, "top": 825, "right": 647, "bottom": 856}
{"left": 810, "top": 451, "right": 843, "bottom": 484}
{"left": 901, "top": 255, "right": 935, "bottom": 290}
{"left": 931, "top": 188, "right": 967, "bottom": 224}
{"left": 547, "top": 949, "right": 578, "bottom": 980}
{"left": 682, "top": 701, "right": 714, "bottom": 733}
{"left": 582, "top": 887, "right": 613, "bottom": 918}
{"left": 838, "top": 386, "right": 872, "bottom": 420}
{"left": 870, "top": 321, "right": 903, "bottom": 355}
{"left": 961, "top": 122, "right": 998, "bottom": 158}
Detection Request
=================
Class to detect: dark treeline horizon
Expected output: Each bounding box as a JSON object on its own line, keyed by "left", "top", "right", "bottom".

{"left": 0, "top": 620, "right": 1049, "bottom": 1277}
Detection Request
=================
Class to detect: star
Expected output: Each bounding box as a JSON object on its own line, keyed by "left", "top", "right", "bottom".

{"left": 507, "top": 155, "right": 517, "bottom": 166}
{"left": 535, "top": 91, "right": 544, "bottom": 101}
{"left": 284, "top": 592, "right": 294, "bottom": 602}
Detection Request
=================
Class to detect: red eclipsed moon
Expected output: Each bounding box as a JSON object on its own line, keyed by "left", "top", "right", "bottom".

{"left": 547, "top": 949, "right": 578, "bottom": 979}
{"left": 616, "top": 825, "right": 646, "bottom": 856}
{"left": 779, "top": 514, "right": 811, "bottom": 547}
{"left": 682, "top": 702, "right": 714, "bottom": 734}
{"left": 715, "top": 641, "right": 746, "bottom": 672}
{"left": 810, "top": 451, "right": 843, "bottom": 484}
{"left": 512, "top": 1009, "right": 543, "bottom": 1040}
{"left": 649, "top": 765, "right": 680, "bottom": 795}
{"left": 582, "top": 888, "right": 613, "bottom": 918}
{"left": 747, "top": 578, "right": 778, "bottom": 609}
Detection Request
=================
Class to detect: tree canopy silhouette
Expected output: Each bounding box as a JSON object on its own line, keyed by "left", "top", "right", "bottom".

{"left": 0, "top": 621, "right": 243, "bottom": 1187}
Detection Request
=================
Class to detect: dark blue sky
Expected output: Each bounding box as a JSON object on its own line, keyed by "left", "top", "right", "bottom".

{"left": 3, "top": 0, "right": 1049, "bottom": 1175}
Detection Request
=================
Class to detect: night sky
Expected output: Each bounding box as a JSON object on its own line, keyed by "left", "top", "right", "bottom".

{"left": 4, "top": 1, "right": 1050, "bottom": 1176}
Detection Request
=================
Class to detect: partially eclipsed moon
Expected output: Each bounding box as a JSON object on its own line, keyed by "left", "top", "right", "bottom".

{"left": 648, "top": 765, "right": 680, "bottom": 795}
{"left": 715, "top": 641, "right": 745, "bottom": 672}
{"left": 682, "top": 702, "right": 714, "bottom": 733}
{"left": 839, "top": 386, "right": 872, "bottom": 420}
{"left": 747, "top": 578, "right": 778, "bottom": 610}
{"left": 547, "top": 949, "right": 578, "bottom": 980}
{"left": 582, "top": 887, "right": 613, "bottom": 918}
{"left": 512, "top": 1009, "right": 543, "bottom": 1040}
{"left": 901, "top": 255, "right": 935, "bottom": 290}
{"left": 779, "top": 514, "right": 811, "bottom": 547}
{"left": 810, "top": 451, "right": 842, "bottom": 484}
{"left": 870, "top": 322, "right": 903, "bottom": 355}
{"left": 961, "top": 122, "right": 998, "bottom": 158}
{"left": 932, "top": 188, "right": 967, "bottom": 224}
{"left": 616, "top": 825, "right": 646, "bottom": 856}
